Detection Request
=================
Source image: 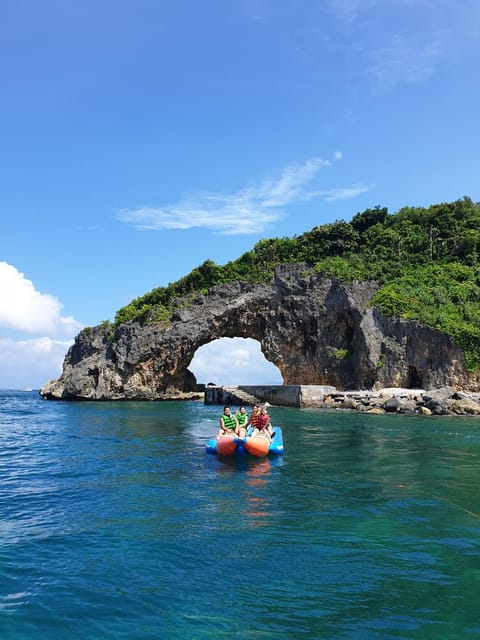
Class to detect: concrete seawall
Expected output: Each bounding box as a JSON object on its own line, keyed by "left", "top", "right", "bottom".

{"left": 204, "top": 385, "right": 337, "bottom": 408}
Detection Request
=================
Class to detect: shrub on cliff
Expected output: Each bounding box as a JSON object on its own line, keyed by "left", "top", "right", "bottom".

{"left": 113, "top": 197, "right": 480, "bottom": 371}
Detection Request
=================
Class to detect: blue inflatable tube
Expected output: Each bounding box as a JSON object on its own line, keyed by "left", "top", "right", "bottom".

{"left": 205, "top": 426, "right": 284, "bottom": 456}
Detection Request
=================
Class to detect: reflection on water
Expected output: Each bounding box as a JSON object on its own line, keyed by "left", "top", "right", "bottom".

{"left": 210, "top": 456, "right": 285, "bottom": 529}
{"left": 245, "top": 459, "right": 272, "bottom": 527}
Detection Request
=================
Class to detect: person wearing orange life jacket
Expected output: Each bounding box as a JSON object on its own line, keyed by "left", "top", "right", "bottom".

{"left": 249, "top": 404, "right": 261, "bottom": 430}
{"left": 251, "top": 405, "right": 274, "bottom": 441}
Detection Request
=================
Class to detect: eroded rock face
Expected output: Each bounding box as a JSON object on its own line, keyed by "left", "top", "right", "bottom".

{"left": 39, "top": 264, "right": 478, "bottom": 400}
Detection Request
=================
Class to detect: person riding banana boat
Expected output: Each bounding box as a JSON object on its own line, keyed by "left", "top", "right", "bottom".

{"left": 250, "top": 405, "right": 274, "bottom": 441}
{"left": 216, "top": 406, "right": 240, "bottom": 439}
{"left": 235, "top": 405, "right": 249, "bottom": 437}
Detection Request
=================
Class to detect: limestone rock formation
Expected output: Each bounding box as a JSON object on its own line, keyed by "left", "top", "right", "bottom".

{"left": 40, "top": 264, "right": 478, "bottom": 400}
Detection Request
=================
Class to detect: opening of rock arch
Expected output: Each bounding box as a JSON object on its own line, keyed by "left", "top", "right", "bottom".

{"left": 190, "top": 337, "right": 283, "bottom": 386}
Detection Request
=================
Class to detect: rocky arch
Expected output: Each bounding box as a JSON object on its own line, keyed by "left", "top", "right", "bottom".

{"left": 40, "top": 264, "right": 475, "bottom": 400}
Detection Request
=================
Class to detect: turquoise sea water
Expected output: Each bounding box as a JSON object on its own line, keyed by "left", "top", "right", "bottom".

{"left": 1, "top": 390, "right": 480, "bottom": 639}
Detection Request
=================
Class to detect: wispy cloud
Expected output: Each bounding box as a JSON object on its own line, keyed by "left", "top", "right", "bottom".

{"left": 243, "top": 0, "right": 271, "bottom": 21}
{"left": 367, "top": 33, "right": 443, "bottom": 92}
{"left": 258, "top": 157, "right": 332, "bottom": 207}
{"left": 118, "top": 155, "right": 369, "bottom": 235}
{"left": 326, "top": 0, "right": 437, "bottom": 27}
{"left": 325, "top": 0, "right": 379, "bottom": 26}
{"left": 321, "top": 185, "right": 372, "bottom": 201}
{"left": 322, "top": 0, "right": 478, "bottom": 92}
{"left": 117, "top": 198, "right": 279, "bottom": 235}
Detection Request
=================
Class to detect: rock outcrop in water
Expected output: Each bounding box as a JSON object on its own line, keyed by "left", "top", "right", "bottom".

{"left": 39, "top": 264, "right": 478, "bottom": 400}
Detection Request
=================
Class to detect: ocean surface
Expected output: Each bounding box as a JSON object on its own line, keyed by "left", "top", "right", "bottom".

{"left": 1, "top": 390, "right": 480, "bottom": 639}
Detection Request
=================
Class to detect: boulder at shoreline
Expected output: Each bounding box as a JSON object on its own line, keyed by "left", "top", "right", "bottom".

{"left": 320, "top": 387, "right": 480, "bottom": 416}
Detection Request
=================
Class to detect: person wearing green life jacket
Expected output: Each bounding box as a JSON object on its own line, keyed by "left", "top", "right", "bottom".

{"left": 235, "top": 405, "right": 249, "bottom": 437}
{"left": 216, "top": 406, "right": 239, "bottom": 439}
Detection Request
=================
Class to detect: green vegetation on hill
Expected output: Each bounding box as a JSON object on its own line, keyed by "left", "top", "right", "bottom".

{"left": 113, "top": 197, "right": 480, "bottom": 371}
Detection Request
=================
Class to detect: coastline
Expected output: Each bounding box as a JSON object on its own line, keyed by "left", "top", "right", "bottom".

{"left": 318, "top": 387, "right": 480, "bottom": 416}
{"left": 205, "top": 385, "right": 480, "bottom": 416}
{"left": 37, "top": 384, "right": 480, "bottom": 416}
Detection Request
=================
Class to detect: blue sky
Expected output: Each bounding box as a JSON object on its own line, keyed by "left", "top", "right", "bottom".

{"left": 1, "top": 0, "right": 479, "bottom": 389}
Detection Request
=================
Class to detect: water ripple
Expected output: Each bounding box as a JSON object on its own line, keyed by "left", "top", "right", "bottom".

{"left": 1, "top": 392, "right": 480, "bottom": 638}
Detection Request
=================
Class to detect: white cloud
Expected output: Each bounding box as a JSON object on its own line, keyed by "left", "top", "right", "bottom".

{"left": 0, "top": 337, "right": 73, "bottom": 389}
{"left": 0, "top": 262, "right": 83, "bottom": 336}
{"left": 0, "top": 262, "right": 83, "bottom": 389}
{"left": 190, "top": 337, "right": 283, "bottom": 386}
{"left": 118, "top": 155, "right": 369, "bottom": 235}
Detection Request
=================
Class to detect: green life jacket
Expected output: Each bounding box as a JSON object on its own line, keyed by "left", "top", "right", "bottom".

{"left": 222, "top": 413, "right": 237, "bottom": 430}
{"left": 236, "top": 411, "right": 248, "bottom": 426}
